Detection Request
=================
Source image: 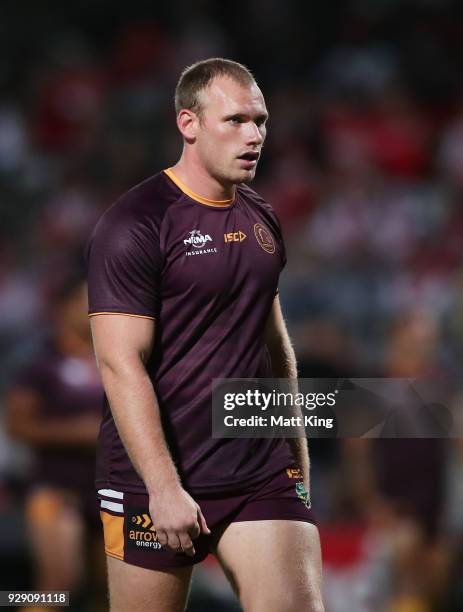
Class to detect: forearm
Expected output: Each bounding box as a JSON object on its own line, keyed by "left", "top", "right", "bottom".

{"left": 266, "top": 327, "right": 297, "bottom": 379}
{"left": 99, "top": 360, "right": 181, "bottom": 495}
{"left": 266, "top": 331, "right": 310, "bottom": 488}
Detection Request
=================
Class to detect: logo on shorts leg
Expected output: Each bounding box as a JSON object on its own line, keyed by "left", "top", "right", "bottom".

{"left": 132, "top": 513, "right": 156, "bottom": 531}
{"left": 126, "top": 508, "right": 162, "bottom": 551}
{"left": 295, "top": 482, "right": 312, "bottom": 509}
{"left": 286, "top": 467, "right": 303, "bottom": 479}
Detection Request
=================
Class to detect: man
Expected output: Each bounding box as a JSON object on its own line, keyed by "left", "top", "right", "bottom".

{"left": 7, "top": 271, "right": 105, "bottom": 611}
{"left": 87, "top": 58, "right": 324, "bottom": 612}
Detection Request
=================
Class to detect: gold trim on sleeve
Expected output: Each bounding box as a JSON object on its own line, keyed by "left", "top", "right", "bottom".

{"left": 88, "top": 312, "right": 156, "bottom": 320}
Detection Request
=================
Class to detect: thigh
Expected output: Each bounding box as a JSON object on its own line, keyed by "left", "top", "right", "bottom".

{"left": 107, "top": 555, "right": 193, "bottom": 612}
{"left": 215, "top": 520, "right": 324, "bottom": 612}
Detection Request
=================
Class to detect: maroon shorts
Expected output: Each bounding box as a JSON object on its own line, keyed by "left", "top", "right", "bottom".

{"left": 98, "top": 466, "right": 316, "bottom": 570}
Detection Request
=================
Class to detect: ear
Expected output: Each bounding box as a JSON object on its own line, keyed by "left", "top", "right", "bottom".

{"left": 177, "top": 109, "right": 199, "bottom": 143}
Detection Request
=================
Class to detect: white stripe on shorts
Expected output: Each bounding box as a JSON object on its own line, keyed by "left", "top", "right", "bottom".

{"left": 98, "top": 488, "right": 124, "bottom": 500}
{"left": 100, "top": 500, "right": 124, "bottom": 514}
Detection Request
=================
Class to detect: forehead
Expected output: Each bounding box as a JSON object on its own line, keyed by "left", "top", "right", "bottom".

{"left": 200, "top": 76, "right": 267, "bottom": 116}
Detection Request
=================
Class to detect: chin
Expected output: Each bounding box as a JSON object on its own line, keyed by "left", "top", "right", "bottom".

{"left": 241, "top": 173, "right": 256, "bottom": 184}
{"left": 217, "top": 167, "right": 256, "bottom": 186}
{"left": 236, "top": 169, "right": 256, "bottom": 184}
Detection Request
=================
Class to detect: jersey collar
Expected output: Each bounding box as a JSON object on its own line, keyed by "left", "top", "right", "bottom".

{"left": 164, "top": 168, "right": 235, "bottom": 208}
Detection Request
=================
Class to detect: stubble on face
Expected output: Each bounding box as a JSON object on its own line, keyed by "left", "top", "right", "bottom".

{"left": 194, "top": 76, "right": 268, "bottom": 186}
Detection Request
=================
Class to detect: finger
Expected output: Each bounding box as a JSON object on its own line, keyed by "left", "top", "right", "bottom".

{"left": 166, "top": 531, "right": 182, "bottom": 552}
{"left": 179, "top": 532, "right": 195, "bottom": 557}
{"left": 156, "top": 529, "right": 168, "bottom": 547}
{"left": 197, "top": 508, "right": 211, "bottom": 534}
{"left": 188, "top": 519, "right": 200, "bottom": 540}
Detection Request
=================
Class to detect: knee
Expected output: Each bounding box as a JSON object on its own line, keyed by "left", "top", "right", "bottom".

{"left": 286, "top": 594, "right": 324, "bottom": 612}
{"left": 289, "top": 592, "right": 324, "bottom": 612}
{"left": 246, "top": 591, "right": 325, "bottom": 612}
{"left": 306, "top": 596, "right": 325, "bottom": 612}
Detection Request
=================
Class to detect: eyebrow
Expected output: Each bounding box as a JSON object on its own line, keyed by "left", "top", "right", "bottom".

{"left": 224, "top": 112, "right": 269, "bottom": 121}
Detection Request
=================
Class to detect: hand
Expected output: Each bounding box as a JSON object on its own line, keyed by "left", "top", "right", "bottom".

{"left": 149, "top": 484, "right": 210, "bottom": 556}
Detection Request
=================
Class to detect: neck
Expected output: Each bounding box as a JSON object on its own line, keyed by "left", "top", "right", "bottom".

{"left": 171, "top": 153, "right": 235, "bottom": 201}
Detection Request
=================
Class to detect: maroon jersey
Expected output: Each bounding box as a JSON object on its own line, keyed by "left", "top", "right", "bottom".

{"left": 87, "top": 168, "right": 295, "bottom": 495}
{"left": 14, "top": 340, "right": 103, "bottom": 492}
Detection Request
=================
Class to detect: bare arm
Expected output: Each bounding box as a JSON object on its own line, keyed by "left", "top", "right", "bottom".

{"left": 264, "top": 295, "right": 310, "bottom": 490}
{"left": 90, "top": 314, "right": 209, "bottom": 555}
{"left": 6, "top": 388, "right": 99, "bottom": 447}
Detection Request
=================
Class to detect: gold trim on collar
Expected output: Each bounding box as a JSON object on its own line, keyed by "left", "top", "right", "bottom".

{"left": 164, "top": 168, "right": 234, "bottom": 207}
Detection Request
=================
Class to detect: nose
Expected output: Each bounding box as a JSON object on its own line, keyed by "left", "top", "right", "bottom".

{"left": 246, "top": 121, "right": 264, "bottom": 145}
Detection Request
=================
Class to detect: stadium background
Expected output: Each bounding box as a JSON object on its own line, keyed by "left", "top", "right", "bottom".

{"left": 1, "top": 0, "right": 463, "bottom": 610}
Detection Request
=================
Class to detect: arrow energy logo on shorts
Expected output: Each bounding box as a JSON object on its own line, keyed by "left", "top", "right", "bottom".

{"left": 126, "top": 509, "right": 162, "bottom": 551}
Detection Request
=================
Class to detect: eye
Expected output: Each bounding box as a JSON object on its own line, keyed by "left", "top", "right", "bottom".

{"left": 228, "top": 116, "right": 243, "bottom": 124}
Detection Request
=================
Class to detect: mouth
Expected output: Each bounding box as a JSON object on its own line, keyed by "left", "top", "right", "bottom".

{"left": 237, "top": 151, "right": 260, "bottom": 169}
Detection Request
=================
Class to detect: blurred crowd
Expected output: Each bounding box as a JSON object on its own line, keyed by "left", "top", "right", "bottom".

{"left": 1, "top": 1, "right": 463, "bottom": 610}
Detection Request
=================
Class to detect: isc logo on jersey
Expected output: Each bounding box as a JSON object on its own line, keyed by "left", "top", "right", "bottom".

{"left": 224, "top": 231, "right": 246, "bottom": 243}
{"left": 184, "top": 229, "right": 218, "bottom": 256}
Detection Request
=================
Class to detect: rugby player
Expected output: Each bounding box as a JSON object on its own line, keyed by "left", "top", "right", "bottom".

{"left": 87, "top": 58, "right": 324, "bottom": 612}
{"left": 7, "top": 271, "right": 104, "bottom": 611}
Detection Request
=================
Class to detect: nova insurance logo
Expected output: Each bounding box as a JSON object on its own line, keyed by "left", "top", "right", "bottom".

{"left": 184, "top": 229, "right": 218, "bottom": 256}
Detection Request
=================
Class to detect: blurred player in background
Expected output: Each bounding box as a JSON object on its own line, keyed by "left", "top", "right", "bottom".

{"left": 87, "top": 58, "right": 324, "bottom": 611}
{"left": 341, "top": 309, "right": 450, "bottom": 612}
{"left": 6, "top": 269, "right": 105, "bottom": 611}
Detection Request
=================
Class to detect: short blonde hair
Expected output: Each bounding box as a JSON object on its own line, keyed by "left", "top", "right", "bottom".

{"left": 175, "top": 58, "right": 255, "bottom": 117}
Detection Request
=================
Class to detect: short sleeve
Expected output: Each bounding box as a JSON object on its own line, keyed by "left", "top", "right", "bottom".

{"left": 272, "top": 211, "right": 287, "bottom": 271}
{"left": 86, "top": 209, "right": 162, "bottom": 319}
{"left": 279, "top": 225, "right": 287, "bottom": 270}
{"left": 269, "top": 211, "right": 285, "bottom": 296}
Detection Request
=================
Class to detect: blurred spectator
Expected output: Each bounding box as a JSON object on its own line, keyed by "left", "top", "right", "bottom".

{"left": 339, "top": 309, "right": 451, "bottom": 612}
{"left": 5, "top": 269, "right": 104, "bottom": 611}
